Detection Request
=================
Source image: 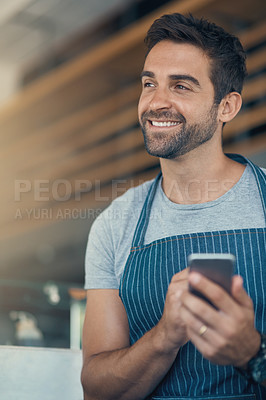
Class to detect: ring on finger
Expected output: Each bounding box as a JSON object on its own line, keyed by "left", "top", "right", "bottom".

{"left": 198, "top": 324, "right": 208, "bottom": 336}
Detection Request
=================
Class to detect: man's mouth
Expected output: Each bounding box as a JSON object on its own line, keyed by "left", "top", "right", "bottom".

{"left": 149, "top": 120, "right": 181, "bottom": 127}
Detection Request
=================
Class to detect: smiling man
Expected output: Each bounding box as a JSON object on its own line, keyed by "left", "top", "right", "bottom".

{"left": 81, "top": 13, "right": 266, "bottom": 400}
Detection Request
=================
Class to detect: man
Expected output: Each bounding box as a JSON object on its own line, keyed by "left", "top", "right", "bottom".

{"left": 81, "top": 13, "right": 266, "bottom": 400}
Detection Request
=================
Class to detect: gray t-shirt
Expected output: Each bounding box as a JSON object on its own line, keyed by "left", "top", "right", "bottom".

{"left": 84, "top": 164, "right": 266, "bottom": 290}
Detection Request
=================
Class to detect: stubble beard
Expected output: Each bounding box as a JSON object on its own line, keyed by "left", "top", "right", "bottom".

{"left": 140, "top": 105, "right": 219, "bottom": 159}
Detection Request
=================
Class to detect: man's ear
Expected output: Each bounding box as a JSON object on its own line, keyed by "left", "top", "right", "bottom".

{"left": 218, "top": 92, "right": 242, "bottom": 123}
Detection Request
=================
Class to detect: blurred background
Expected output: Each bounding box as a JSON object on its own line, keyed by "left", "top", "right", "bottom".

{"left": 0, "top": 0, "right": 265, "bottom": 349}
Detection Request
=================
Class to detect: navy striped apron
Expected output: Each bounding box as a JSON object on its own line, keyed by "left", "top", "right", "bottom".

{"left": 119, "top": 155, "right": 266, "bottom": 400}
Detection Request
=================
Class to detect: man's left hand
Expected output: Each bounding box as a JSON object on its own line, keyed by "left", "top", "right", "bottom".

{"left": 179, "top": 273, "right": 261, "bottom": 367}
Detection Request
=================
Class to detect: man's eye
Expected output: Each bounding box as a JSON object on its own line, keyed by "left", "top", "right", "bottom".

{"left": 175, "top": 84, "right": 188, "bottom": 90}
{"left": 143, "top": 82, "right": 155, "bottom": 87}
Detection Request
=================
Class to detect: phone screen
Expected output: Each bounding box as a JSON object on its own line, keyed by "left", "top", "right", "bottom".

{"left": 188, "top": 253, "right": 235, "bottom": 308}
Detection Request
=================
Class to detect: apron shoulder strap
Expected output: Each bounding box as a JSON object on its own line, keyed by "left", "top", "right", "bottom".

{"left": 131, "top": 172, "right": 162, "bottom": 248}
{"left": 227, "top": 153, "right": 266, "bottom": 216}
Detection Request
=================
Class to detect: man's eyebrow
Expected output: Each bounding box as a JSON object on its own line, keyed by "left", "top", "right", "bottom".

{"left": 169, "top": 74, "right": 201, "bottom": 88}
{"left": 140, "top": 71, "right": 155, "bottom": 79}
{"left": 140, "top": 72, "right": 201, "bottom": 88}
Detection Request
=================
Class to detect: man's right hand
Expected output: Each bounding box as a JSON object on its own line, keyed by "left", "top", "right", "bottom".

{"left": 156, "top": 267, "right": 189, "bottom": 353}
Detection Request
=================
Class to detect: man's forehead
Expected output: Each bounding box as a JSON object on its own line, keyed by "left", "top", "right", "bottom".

{"left": 145, "top": 40, "right": 208, "bottom": 64}
{"left": 146, "top": 39, "right": 206, "bottom": 55}
{"left": 143, "top": 40, "right": 212, "bottom": 83}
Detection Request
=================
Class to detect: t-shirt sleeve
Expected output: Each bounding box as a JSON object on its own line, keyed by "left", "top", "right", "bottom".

{"left": 84, "top": 212, "right": 119, "bottom": 290}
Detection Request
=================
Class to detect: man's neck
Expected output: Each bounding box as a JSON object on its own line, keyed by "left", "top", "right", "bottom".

{"left": 160, "top": 149, "right": 245, "bottom": 205}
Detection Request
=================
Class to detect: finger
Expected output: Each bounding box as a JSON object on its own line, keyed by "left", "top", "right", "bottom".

{"left": 231, "top": 275, "right": 253, "bottom": 309}
{"left": 180, "top": 289, "right": 221, "bottom": 331}
{"left": 187, "top": 325, "right": 231, "bottom": 365}
{"left": 179, "top": 304, "right": 225, "bottom": 356}
{"left": 169, "top": 275, "right": 189, "bottom": 293}
{"left": 179, "top": 299, "right": 210, "bottom": 336}
{"left": 171, "top": 267, "right": 189, "bottom": 282}
{"left": 180, "top": 302, "right": 243, "bottom": 366}
{"left": 188, "top": 272, "right": 236, "bottom": 312}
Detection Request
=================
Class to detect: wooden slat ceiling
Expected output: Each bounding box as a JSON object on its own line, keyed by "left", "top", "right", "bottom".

{"left": 0, "top": 0, "right": 265, "bottom": 285}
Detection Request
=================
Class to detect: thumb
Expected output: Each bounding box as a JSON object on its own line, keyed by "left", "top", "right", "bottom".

{"left": 231, "top": 275, "right": 253, "bottom": 308}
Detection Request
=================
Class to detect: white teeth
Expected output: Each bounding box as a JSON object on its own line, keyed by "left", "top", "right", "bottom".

{"left": 151, "top": 121, "right": 180, "bottom": 127}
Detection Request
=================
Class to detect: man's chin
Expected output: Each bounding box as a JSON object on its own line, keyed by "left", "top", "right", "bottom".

{"left": 145, "top": 145, "right": 179, "bottom": 159}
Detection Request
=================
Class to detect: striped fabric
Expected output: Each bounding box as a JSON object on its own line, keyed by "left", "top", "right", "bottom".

{"left": 119, "top": 155, "right": 266, "bottom": 400}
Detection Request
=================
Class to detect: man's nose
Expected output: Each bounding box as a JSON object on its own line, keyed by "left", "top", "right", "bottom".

{"left": 149, "top": 87, "right": 172, "bottom": 111}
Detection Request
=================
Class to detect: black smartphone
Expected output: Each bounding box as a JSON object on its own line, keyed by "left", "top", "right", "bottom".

{"left": 188, "top": 253, "right": 235, "bottom": 308}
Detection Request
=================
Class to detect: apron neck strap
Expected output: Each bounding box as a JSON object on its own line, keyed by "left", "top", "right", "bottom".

{"left": 131, "top": 172, "right": 162, "bottom": 248}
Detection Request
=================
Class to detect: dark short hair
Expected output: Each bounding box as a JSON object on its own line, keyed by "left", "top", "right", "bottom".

{"left": 144, "top": 13, "right": 247, "bottom": 104}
